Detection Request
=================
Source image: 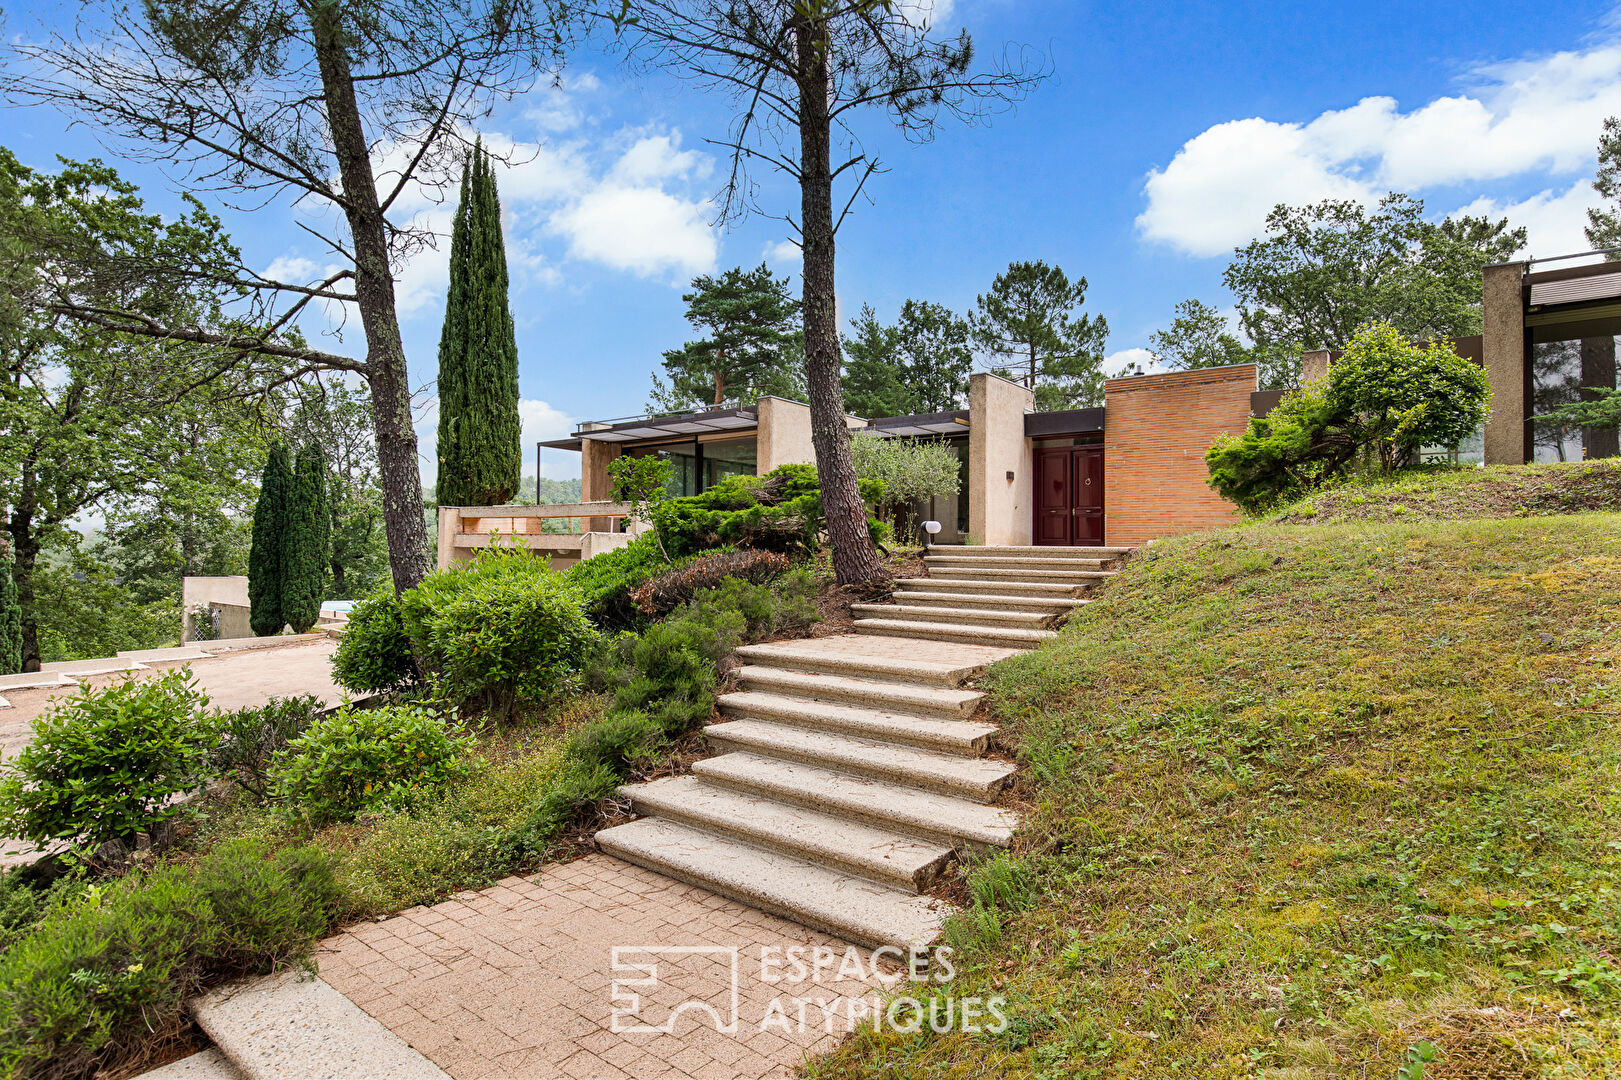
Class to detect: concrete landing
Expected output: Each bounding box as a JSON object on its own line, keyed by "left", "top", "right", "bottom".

{"left": 193, "top": 970, "right": 449, "bottom": 1080}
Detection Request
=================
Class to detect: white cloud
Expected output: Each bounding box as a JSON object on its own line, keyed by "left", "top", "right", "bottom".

{"left": 550, "top": 185, "right": 717, "bottom": 277}
{"left": 1103, "top": 347, "right": 1158, "bottom": 377}
{"left": 523, "top": 71, "right": 602, "bottom": 134}
{"left": 1455, "top": 178, "right": 1599, "bottom": 259}
{"left": 895, "top": 0, "right": 954, "bottom": 28}
{"left": 765, "top": 239, "right": 802, "bottom": 266}
{"left": 1137, "top": 41, "right": 1621, "bottom": 256}
{"left": 520, "top": 397, "right": 577, "bottom": 478}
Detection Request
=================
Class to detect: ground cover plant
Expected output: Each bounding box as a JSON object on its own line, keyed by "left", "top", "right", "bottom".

{"left": 1270, "top": 459, "right": 1621, "bottom": 525}
{"left": 811, "top": 507, "right": 1621, "bottom": 1078}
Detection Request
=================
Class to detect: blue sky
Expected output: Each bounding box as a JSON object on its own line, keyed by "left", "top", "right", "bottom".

{"left": 6, "top": 0, "right": 1621, "bottom": 481}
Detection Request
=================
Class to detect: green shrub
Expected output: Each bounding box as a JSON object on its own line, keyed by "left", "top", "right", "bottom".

{"left": 1207, "top": 388, "right": 1348, "bottom": 514}
{"left": 0, "top": 838, "right": 338, "bottom": 1080}
{"left": 650, "top": 463, "right": 886, "bottom": 559}
{"left": 848, "top": 431, "right": 961, "bottom": 543}
{"left": 0, "top": 670, "right": 212, "bottom": 858}
{"left": 270, "top": 703, "right": 481, "bottom": 826}
{"left": 561, "top": 532, "right": 669, "bottom": 629}
{"left": 209, "top": 695, "right": 323, "bottom": 802}
{"left": 1326, "top": 322, "right": 1492, "bottom": 472}
{"left": 686, "top": 570, "right": 819, "bottom": 641}
{"left": 1207, "top": 323, "right": 1493, "bottom": 513}
{"left": 331, "top": 586, "right": 416, "bottom": 693}
{"left": 0, "top": 867, "right": 86, "bottom": 951}
{"left": 629, "top": 548, "right": 791, "bottom": 615}
{"left": 400, "top": 551, "right": 599, "bottom": 719}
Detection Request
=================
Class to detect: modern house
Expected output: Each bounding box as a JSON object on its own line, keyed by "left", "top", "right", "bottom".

{"left": 432, "top": 257, "right": 1621, "bottom": 569}
{"left": 534, "top": 366, "right": 1266, "bottom": 550}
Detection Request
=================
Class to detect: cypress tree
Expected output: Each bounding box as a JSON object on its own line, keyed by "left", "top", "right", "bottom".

{"left": 282, "top": 443, "right": 331, "bottom": 634}
{"left": 0, "top": 542, "right": 22, "bottom": 675}
{"left": 435, "top": 139, "right": 521, "bottom": 506}
{"left": 248, "top": 444, "right": 292, "bottom": 637}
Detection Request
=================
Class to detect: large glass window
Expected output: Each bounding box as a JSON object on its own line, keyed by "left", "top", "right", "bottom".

{"left": 629, "top": 437, "right": 758, "bottom": 496}
{"left": 1531, "top": 336, "right": 1620, "bottom": 462}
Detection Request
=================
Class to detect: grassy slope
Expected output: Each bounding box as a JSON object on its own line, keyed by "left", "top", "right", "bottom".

{"left": 1271, "top": 460, "right": 1621, "bottom": 526}
{"left": 812, "top": 510, "right": 1621, "bottom": 1079}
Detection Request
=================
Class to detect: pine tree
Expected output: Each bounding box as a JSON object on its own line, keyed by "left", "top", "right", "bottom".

{"left": 248, "top": 444, "right": 292, "bottom": 637}
{"left": 436, "top": 139, "right": 521, "bottom": 506}
{"left": 649, "top": 263, "right": 804, "bottom": 411}
{"left": 282, "top": 443, "right": 331, "bottom": 634}
{"left": 970, "top": 261, "right": 1110, "bottom": 411}
{"left": 0, "top": 541, "right": 23, "bottom": 675}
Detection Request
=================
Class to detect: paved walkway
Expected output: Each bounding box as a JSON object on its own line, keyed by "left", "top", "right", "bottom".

{"left": 317, "top": 855, "right": 892, "bottom": 1080}
{"left": 1, "top": 638, "right": 346, "bottom": 868}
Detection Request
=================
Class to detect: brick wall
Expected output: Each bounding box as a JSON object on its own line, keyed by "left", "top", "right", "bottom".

{"left": 1102, "top": 365, "right": 1257, "bottom": 547}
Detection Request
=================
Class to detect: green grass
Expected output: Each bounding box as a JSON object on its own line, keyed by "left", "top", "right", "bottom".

{"left": 811, "top": 511, "right": 1621, "bottom": 1079}
{"left": 1270, "top": 460, "right": 1621, "bottom": 525}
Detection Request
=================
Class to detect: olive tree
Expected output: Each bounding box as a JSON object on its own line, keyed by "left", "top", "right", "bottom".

{"left": 848, "top": 431, "right": 960, "bottom": 543}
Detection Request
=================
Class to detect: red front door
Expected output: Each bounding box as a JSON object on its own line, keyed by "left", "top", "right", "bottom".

{"left": 1034, "top": 446, "right": 1104, "bottom": 546}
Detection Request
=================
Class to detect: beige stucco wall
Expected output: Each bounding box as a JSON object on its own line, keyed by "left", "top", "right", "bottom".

{"left": 1301, "top": 349, "right": 1332, "bottom": 387}
{"left": 1482, "top": 261, "right": 1528, "bottom": 465}
{"left": 580, "top": 437, "right": 623, "bottom": 530}
{"left": 755, "top": 396, "right": 815, "bottom": 474}
{"left": 967, "top": 372, "right": 1034, "bottom": 546}
{"left": 181, "top": 577, "right": 255, "bottom": 642}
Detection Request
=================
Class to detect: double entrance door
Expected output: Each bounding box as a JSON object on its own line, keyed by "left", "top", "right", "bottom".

{"left": 1034, "top": 446, "right": 1104, "bottom": 546}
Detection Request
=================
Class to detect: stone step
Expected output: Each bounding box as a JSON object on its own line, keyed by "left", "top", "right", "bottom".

{"left": 716, "top": 690, "right": 994, "bottom": 756}
{"left": 735, "top": 665, "right": 983, "bottom": 718}
{"left": 853, "top": 618, "right": 1058, "bottom": 649}
{"left": 192, "top": 970, "right": 450, "bottom": 1080}
{"left": 730, "top": 642, "right": 987, "bottom": 687}
{"left": 851, "top": 603, "right": 1056, "bottom": 629}
{"left": 619, "top": 776, "right": 954, "bottom": 891}
{"left": 595, "top": 817, "right": 950, "bottom": 950}
{"left": 958, "top": 545, "right": 1133, "bottom": 557}
{"left": 925, "top": 554, "right": 1116, "bottom": 571}
{"left": 694, "top": 751, "right": 1017, "bottom": 850}
{"left": 138, "top": 1048, "right": 245, "bottom": 1079}
{"left": 896, "top": 576, "right": 1087, "bottom": 599}
{"left": 704, "top": 719, "right": 1016, "bottom": 800}
{"left": 924, "top": 566, "right": 1116, "bottom": 584}
{"left": 890, "top": 589, "right": 1088, "bottom": 614}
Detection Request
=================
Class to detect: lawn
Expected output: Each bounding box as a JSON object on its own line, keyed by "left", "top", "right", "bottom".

{"left": 811, "top": 509, "right": 1621, "bottom": 1078}
{"left": 1271, "top": 460, "right": 1621, "bottom": 525}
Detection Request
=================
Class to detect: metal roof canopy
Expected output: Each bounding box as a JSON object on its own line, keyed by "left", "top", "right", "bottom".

{"left": 1025, "top": 407, "right": 1105, "bottom": 438}
{"left": 862, "top": 409, "right": 969, "bottom": 438}
{"left": 539, "top": 405, "right": 760, "bottom": 451}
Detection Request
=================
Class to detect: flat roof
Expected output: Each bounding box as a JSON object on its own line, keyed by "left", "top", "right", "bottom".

{"left": 538, "top": 405, "right": 759, "bottom": 451}
{"left": 863, "top": 409, "right": 970, "bottom": 437}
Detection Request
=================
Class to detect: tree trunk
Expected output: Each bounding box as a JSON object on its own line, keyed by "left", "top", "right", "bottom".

{"left": 309, "top": 1, "right": 431, "bottom": 594}
{"left": 794, "top": 16, "right": 882, "bottom": 585}
{"left": 8, "top": 488, "right": 40, "bottom": 672}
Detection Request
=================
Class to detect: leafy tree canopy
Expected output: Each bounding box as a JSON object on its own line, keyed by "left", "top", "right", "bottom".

{"left": 971, "top": 260, "right": 1109, "bottom": 411}
{"left": 650, "top": 263, "right": 804, "bottom": 412}
{"left": 1148, "top": 300, "right": 1251, "bottom": 372}
{"left": 841, "top": 300, "right": 972, "bottom": 416}
{"left": 1223, "top": 194, "right": 1525, "bottom": 388}
{"left": 1586, "top": 116, "right": 1621, "bottom": 254}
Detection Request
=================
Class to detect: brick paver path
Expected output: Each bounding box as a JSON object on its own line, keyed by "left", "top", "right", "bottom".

{"left": 318, "top": 855, "right": 900, "bottom": 1080}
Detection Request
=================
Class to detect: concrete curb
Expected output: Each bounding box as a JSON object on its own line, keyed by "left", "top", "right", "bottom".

{"left": 192, "top": 970, "right": 450, "bottom": 1080}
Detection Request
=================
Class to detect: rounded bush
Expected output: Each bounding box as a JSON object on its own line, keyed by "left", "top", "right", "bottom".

{"left": 401, "top": 552, "right": 599, "bottom": 719}
{"left": 331, "top": 587, "right": 416, "bottom": 693}
{"left": 270, "top": 703, "right": 480, "bottom": 825}
{"left": 0, "top": 668, "right": 212, "bottom": 854}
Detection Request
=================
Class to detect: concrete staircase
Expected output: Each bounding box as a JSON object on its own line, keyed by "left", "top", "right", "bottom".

{"left": 595, "top": 635, "right": 1023, "bottom": 951}
{"left": 851, "top": 545, "right": 1131, "bottom": 648}
{"left": 595, "top": 546, "right": 1132, "bottom": 951}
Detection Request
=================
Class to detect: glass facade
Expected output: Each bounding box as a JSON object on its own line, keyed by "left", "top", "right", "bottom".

{"left": 1531, "top": 336, "right": 1621, "bottom": 462}
{"left": 629, "top": 437, "right": 758, "bottom": 496}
